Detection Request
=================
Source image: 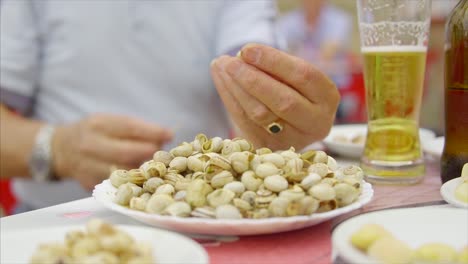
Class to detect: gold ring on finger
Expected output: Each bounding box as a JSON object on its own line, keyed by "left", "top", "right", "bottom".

{"left": 265, "top": 121, "right": 283, "bottom": 134}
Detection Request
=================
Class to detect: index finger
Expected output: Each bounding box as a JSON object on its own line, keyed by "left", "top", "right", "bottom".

{"left": 239, "top": 43, "right": 336, "bottom": 103}
{"left": 88, "top": 114, "right": 173, "bottom": 143}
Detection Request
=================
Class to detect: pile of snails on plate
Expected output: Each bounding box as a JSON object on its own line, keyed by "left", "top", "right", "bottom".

{"left": 30, "top": 219, "right": 154, "bottom": 264}
{"left": 351, "top": 223, "right": 468, "bottom": 264}
{"left": 109, "top": 134, "right": 365, "bottom": 219}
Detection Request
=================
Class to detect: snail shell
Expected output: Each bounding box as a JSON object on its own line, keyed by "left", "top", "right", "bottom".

{"left": 221, "top": 140, "right": 241, "bottom": 156}
{"left": 268, "top": 197, "right": 290, "bottom": 217}
{"left": 162, "top": 201, "right": 192, "bottom": 217}
{"left": 241, "top": 171, "right": 263, "bottom": 192}
{"left": 215, "top": 204, "right": 242, "bottom": 219}
{"left": 300, "top": 150, "right": 317, "bottom": 162}
{"left": 233, "top": 198, "right": 252, "bottom": 211}
{"left": 153, "top": 150, "right": 174, "bottom": 166}
{"left": 109, "top": 170, "right": 130, "bottom": 187}
{"left": 320, "top": 177, "right": 339, "bottom": 186}
{"left": 246, "top": 208, "right": 270, "bottom": 219}
{"left": 313, "top": 151, "right": 328, "bottom": 164}
{"left": 127, "top": 169, "right": 146, "bottom": 186}
{"left": 280, "top": 147, "right": 300, "bottom": 161}
{"left": 327, "top": 156, "right": 338, "bottom": 171}
{"left": 300, "top": 173, "right": 321, "bottom": 190}
{"left": 250, "top": 155, "right": 262, "bottom": 171}
{"left": 163, "top": 172, "right": 185, "bottom": 186}
{"left": 191, "top": 206, "right": 216, "bottom": 218}
{"left": 70, "top": 237, "right": 100, "bottom": 258}
{"left": 229, "top": 151, "right": 251, "bottom": 174}
{"left": 145, "top": 194, "right": 174, "bottom": 214}
{"left": 211, "top": 170, "right": 234, "bottom": 189}
{"left": 233, "top": 138, "right": 253, "bottom": 152}
{"left": 192, "top": 134, "right": 208, "bottom": 152}
{"left": 86, "top": 218, "right": 115, "bottom": 236}
{"left": 174, "top": 190, "right": 187, "bottom": 201}
{"left": 140, "top": 160, "right": 167, "bottom": 179}
{"left": 317, "top": 199, "right": 338, "bottom": 213}
{"left": 168, "top": 157, "right": 188, "bottom": 173}
{"left": 264, "top": 175, "right": 289, "bottom": 193}
{"left": 300, "top": 196, "right": 319, "bottom": 215}
{"left": 143, "top": 177, "right": 165, "bottom": 193}
{"left": 129, "top": 196, "right": 147, "bottom": 211}
{"left": 207, "top": 189, "right": 235, "bottom": 207}
{"left": 170, "top": 142, "right": 193, "bottom": 157}
{"left": 174, "top": 179, "right": 191, "bottom": 192}
{"left": 115, "top": 184, "right": 134, "bottom": 206}
{"left": 279, "top": 185, "right": 305, "bottom": 201}
{"left": 308, "top": 183, "right": 336, "bottom": 201}
{"left": 185, "top": 179, "right": 213, "bottom": 207}
{"left": 334, "top": 183, "right": 360, "bottom": 207}
{"left": 155, "top": 184, "right": 175, "bottom": 196}
{"left": 255, "top": 162, "right": 281, "bottom": 179}
{"left": 187, "top": 156, "right": 205, "bottom": 172}
{"left": 256, "top": 147, "right": 272, "bottom": 155}
{"left": 223, "top": 181, "right": 246, "bottom": 197}
{"left": 202, "top": 137, "right": 223, "bottom": 153}
{"left": 261, "top": 153, "right": 285, "bottom": 168}
{"left": 240, "top": 191, "right": 257, "bottom": 207}
{"left": 308, "top": 163, "right": 330, "bottom": 178}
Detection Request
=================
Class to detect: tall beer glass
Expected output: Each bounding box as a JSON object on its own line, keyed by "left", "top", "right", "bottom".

{"left": 357, "top": 0, "right": 431, "bottom": 184}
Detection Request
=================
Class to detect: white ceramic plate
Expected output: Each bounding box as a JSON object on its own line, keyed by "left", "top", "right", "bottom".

{"left": 323, "top": 124, "right": 436, "bottom": 159}
{"left": 93, "top": 180, "right": 374, "bottom": 236}
{"left": 0, "top": 224, "right": 208, "bottom": 264}
{"left": 332, "top": 207, "right": 468, "bottom": 264}
{"left": 441, "top": 177, "right": 468, "bottom": 208}
{"left": 423, "top": 136, "right": 445, "bottom": 158}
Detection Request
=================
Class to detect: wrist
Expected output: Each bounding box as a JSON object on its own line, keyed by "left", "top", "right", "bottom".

{"left": 50, "top": 125, "right": 69, "bottom": 180}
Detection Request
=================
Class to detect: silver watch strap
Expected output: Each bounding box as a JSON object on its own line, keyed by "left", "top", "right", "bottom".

{"left": 29, "top": 125, "right": 56, "bottom": 182}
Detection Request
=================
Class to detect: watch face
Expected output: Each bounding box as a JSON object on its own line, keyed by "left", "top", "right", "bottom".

{"left": 30, "top": 125, "right": 55, "bottom": 182}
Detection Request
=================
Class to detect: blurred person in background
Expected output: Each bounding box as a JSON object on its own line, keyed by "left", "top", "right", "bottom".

{"left": 276, "top": 0, "right": 357, "bottom": 122}
{"left": 0, "top": 0, "right": 339, "bottom": 213}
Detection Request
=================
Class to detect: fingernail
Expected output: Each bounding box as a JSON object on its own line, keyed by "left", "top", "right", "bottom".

{"left": 226, "top": 60, "right": 243, "bottom": 77}
{"left": 210, "top": 58, "right": 217, "bottom": 67}
{"left": 236, "top": 50, "right": 242, "bottom": 58}
{"left": 243, "top": 47, "right": 261, "bottom": 64}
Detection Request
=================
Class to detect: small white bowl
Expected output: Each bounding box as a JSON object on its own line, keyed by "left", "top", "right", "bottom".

{"left": 423, "top": 136, "right": 445, "bottom": 158}
{"left": 441, "top": 177, "right": 468, "bottom": 208}
{"left": 323, "top": 124, "right": 436, "bottom": 159}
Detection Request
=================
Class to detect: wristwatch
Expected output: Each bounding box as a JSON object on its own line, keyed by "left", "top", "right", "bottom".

{"left": 29, "top": 125, "right": 56, "bottom": 182}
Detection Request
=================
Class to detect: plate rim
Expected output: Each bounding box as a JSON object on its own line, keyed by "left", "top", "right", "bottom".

{"left": 92, "top": 179, "right": 374, "bottom": 234}
{"left": 440, "top": 177, "right": 468, "bottom": 209}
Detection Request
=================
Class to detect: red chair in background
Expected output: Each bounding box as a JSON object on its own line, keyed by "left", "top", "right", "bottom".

{"left": 335, "top": 53, "right": 367, "bottom": 124}
{"left": 0, "top": 180, "right": 16, "bottom": 215}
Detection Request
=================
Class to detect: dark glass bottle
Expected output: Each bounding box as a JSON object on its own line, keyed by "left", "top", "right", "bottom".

{"left": 441, "top": 0, "right": 468, "bottom": 183}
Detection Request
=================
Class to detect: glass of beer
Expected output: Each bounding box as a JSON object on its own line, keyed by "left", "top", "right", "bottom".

{"left": 356, "top": 0, "right": 431, "bottom": 184}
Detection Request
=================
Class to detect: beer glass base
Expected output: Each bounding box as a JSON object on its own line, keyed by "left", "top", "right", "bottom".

{"left": 361, "top": 158, "right": 425, "bottom": 185}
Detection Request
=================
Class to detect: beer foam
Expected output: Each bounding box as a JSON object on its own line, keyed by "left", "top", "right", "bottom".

{"left": 361, "top": 46, "right": 427, "bottom": 53}
{"left": 359, "top": 21, "right": 429, "bottom": 47}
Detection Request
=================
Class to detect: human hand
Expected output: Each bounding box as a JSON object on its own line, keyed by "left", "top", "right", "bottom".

{"left": 211, "top": 43, "right": 340, "bottom": 150}
{"left": 51, "top": 114, "right": 173, "bottom": 190}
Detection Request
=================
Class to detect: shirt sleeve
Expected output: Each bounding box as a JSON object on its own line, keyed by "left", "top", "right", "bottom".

{"left": 0, "top": 0, "right": 41, "bottom": 100}
{"left": 215, "top": 0, "right": 277, "bottom": 55}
